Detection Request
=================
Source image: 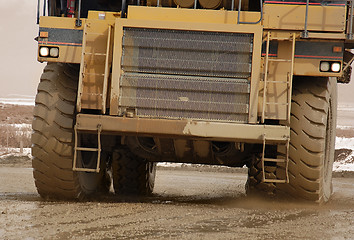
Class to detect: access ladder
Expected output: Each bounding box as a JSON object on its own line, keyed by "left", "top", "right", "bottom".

{"left": 77, "top": 22, "right": 112, "bottom": 114}
{"left": 261, "top": 31, "right": 295, "bottom": 124}
{"left": 261, "top": 134, "right": 290, "bottom": 183}
{"left": 261, "top": 31, "right": 295, "bottom": 183}
{"left": 73, "top": 124, "right": 102, "bottom": 173}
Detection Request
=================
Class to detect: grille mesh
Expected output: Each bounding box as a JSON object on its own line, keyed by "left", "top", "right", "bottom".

{"left": 119, "top": 28, "right": 253, "bottom": 122}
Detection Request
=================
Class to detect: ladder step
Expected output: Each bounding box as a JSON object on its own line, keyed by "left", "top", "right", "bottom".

{"left": 80, "top": 92, "right": 103, "bottom": 96}
{"left": 263, "top": 157, "right": 287, "bottom": 163}
{"left": 84, "top": 52, "right": 107, "bottom": 56}
{"left": 268, "top": 59, "right": 291, "bottom": 62}
{"left": 266, "top": 80, "right": 289, "bottom": 83}
{"left": 85, "top": 32, "right": 106, "bottom": 36}
{"left": 83, "top": 73, "right": 105, "bottom": 76}
{"left": 265, "top": 102, "right": 289, "bottom": 106}
{"left": 76, "top": 147, "right": 100, "bottom": 152}
{"left": 269, "top": 37, "right": 292, "bottom": 41}
{"left": 72, "top": 167, "right": 99, "bottom": 173}
{"left": 263, "top": 179, "right": 288, "bottom": 183}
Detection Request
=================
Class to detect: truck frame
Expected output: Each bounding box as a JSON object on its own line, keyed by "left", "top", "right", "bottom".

{"left": 33, "top": 0, "right": 353, "bottom": 203}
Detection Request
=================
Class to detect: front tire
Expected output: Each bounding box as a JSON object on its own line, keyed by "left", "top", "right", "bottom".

{"left": 31, "top": 63, "right": 108, "bottom": 200}
{"left": 246, "top": 77, "right": 337, "bottom": 203}
{"left": 281, "top": 77, "right": 337, "bottom": 203}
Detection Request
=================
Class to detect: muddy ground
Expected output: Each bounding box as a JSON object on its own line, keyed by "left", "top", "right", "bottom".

{"left": 0, "top": 104, "right": 354, "bottom": 239}
{"left": 0, "top": 160, "right": 354, "bottom": 240}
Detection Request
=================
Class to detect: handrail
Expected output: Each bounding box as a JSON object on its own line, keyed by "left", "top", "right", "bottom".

{"left": 121, "top": 0, "right": 127, "bottom": 17}
{"left": 348, "top": 0, "right": 354, "bottom": 40}
{"left": 301, "top": 0, "right": 310, "bottom": 38}
{"left": 237, "top": 0, "right": 263, "bottom": 24}
{"left": 231, "top": 0, "right": 235, "bottom": 11}
{"left": 37, "top": 0, "right": 40, "bottom": 24}
{"left": 43, "top": 0, "right": 47, "bottom": 16}
{"left": 76, "top": 0, "right": 82, "bottom": 27}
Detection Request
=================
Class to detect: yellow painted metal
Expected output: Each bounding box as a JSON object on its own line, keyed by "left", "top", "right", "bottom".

{"left": 261, "top": 134, "right": 289, "bottom": 183}
{"left": 305, "top": 32, "right": 346, "bottom": 40}
{"left": 87, "top": 11, "right": 121, "bottom": 20}
{"left": 38, "top": 16, "right": 84, "bottom": 63}
{"left": 263, "top": 4, "right": 346, "bottom": 32}
{"left": 287, "top": 33, "right": 295, "bottom": 124}
{"left": 73, "top": 124, "right": 102, "bottom": 173}
{"left": 76, "top": 114, "right": 290, "bottom": 144}
{"left": 38, "top": 45, "right": 82, "bottom": 63}
{"left": 102, "top": 25, "right": 113, "bottom": 114}
{"left": 262, "top": 32, "right": 271, "bottom": 123}
{"left": 260, "top": 31, "right": 295, "bottom": 122}
{"left": 127, "top": 6, "right": 261, "bottom": 24}
{"left": 39, "top": 16, "right": 85, "bottom": 29}
{"left": 77, "top": 19, "right": 114, "bottom": 111}
{"left": 109, "top": 17, "right": 263, "bottom": 124}
{"left": 77, "top": 23, "right": 88, "bottom": 113}
{"left": 294, "top": 58, "right": 342, "bottom": 77}
{"left": 38, "top": 5, "right": 347, "bottom": 130}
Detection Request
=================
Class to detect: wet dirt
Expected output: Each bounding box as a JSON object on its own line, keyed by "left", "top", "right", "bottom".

{"left": 0, "top": 165, "right": 354, "bottom": 239}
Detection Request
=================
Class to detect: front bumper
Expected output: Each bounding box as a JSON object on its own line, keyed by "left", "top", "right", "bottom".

{"left": 76, "top": 114, "right": 290, "bottom": 144}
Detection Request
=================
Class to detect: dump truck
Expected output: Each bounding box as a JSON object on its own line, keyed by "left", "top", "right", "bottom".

{"left": 33, "top": 0, "right": 353, "bottom": 203}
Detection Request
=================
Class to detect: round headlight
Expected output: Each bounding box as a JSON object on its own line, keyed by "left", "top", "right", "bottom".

{"left": 320, "top": 62, "right": 330, "bottom": 72}
{"left": 331, "top": 62, "right": 341, "bottom": 72}
{"left": 39, "top": 47, "right": 49, "bottom": 57}
{"left": 50, "top": 47, "right": 59, "bottom": 57}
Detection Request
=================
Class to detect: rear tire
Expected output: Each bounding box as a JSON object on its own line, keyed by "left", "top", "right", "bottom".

{"left": 31, "top": 63, "right": 108, "bottom": 200}
{"left": 112, "top": 147, "right": 156, "bottom": 196}
{"left": 245, "top": 156, "right": 276, "bottom": 196}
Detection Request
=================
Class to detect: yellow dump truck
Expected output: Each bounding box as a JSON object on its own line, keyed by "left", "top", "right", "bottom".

{"left": 33, "top": 0, "right": 353, "bottom": 203}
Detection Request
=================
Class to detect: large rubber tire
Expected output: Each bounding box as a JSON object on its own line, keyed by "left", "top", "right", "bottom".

{"left": 282, "top": 77, "right": 337, "bottom": 203}
{"left": 112, "top": 147, "right": 156, "bottom": 196}
{"left": 31, "top": 63, "right": 107, "bottom": 200}
{"left": 246, "top": 77, "right": 337, "bottom": 203}
{"left": 245, "top": 156, "right": 277, "bottom": 196}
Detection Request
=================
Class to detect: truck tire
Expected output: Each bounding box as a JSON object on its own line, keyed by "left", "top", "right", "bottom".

{"left": 112, "top": 147, "right": 156, "bottom": 196}
{"left": 245, "top": 156, "right": 277, "bottom": 196}
{"left": 281, "top": 77, "right": 337, "bottom": 203}
{"left": 246, "top": 77, "right": 337, "bottom": 203}
{"left": 32, "top": 63, "right": 108, "bottom": 200}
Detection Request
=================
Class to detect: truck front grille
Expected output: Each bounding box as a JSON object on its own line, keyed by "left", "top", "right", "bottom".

{"left": 119, "top": 27, "right": 253, "bottom": 122}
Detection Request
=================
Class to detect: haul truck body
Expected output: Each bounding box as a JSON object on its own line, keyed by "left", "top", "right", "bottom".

{"left": 33, "top": 0, "right": 353, "bottom": 202}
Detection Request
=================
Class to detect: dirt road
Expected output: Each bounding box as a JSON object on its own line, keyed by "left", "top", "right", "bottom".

{"left": 0, "top": 165, "right": 353, "bottom": 240}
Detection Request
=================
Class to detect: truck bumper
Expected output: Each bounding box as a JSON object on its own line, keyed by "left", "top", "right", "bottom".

{"left": 76, "top": 114, "right": 289, "bottom": 144}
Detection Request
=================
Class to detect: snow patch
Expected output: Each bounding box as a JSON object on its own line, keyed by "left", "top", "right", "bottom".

{"left": 0, "top": 97, "right": 35, "bottom": 106}
{"left": 0, "top": 148, "right": 31, "bottom": 159}
{"left": 333, "top": 149, "right": 354, "bottom": 172}
{"left": 336, "top": 137, "right": 354, "bottom": 150}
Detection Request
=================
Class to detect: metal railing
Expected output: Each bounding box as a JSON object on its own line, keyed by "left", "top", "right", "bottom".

{"left": 37, "top": 0, "right": 82, "bottom": 26}
{"left": 302, "top": 0, "right": 353, "bottom": 39}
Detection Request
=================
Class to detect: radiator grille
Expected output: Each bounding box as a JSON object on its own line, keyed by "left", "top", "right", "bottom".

{"left": 119, "top": 27, "right": 253, "bottom": 122}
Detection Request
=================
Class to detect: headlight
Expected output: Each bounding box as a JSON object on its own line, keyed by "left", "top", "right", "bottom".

{"left": 331, "top": 62, "right": 341, "bottom": 72}
{"left": 49, "top": 47, "right": 59, "bottom": 58}
{"left": 320, "top": 62, "right": 330, "bottom": 72}
{"left": 39, "top": 47, "right": 49, "bottom": 57}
